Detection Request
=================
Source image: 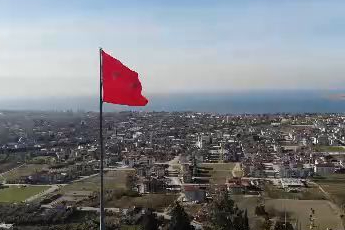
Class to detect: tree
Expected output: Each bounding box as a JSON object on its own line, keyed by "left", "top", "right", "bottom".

{"left": 255, "top": 205, "right": 268, "bottom": 217}
{"left": 208, "top": 190, "right": 250, "bottom": 230}
{"left": 261, "top": 216, "right": 272, "bottom": 230}
{"left": 244, "top": 209, "right": 249, "bottom": 230}
{"left": 169, "top": 202, "right": 194, "bottom": 230}
{"left": 141, "top": 209, "right": 159, "bottom": 230}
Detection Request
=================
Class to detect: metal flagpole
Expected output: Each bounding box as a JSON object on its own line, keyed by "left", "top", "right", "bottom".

{"left": 99, "top": 47, "right": 105, "bottom": 230}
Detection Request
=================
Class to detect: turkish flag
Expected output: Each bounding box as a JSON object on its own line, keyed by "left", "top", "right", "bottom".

{"left": 102, "top": 50, "right": 148, "bottom": 106}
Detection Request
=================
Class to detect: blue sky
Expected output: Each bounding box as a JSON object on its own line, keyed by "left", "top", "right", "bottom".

{"left": 1, "top": 0, "right": 345, "bottom": 98}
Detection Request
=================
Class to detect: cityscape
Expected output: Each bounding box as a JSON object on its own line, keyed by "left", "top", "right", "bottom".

{"left": 2, "top": 0, "right": 345, "bottom": 229}
{"left": 1, "top": 111, "right": 345, "bottom": 229}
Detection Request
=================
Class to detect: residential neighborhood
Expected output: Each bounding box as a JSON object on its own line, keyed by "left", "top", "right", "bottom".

{"left": 1, "top": 111, "right": 345, "bottom": 229}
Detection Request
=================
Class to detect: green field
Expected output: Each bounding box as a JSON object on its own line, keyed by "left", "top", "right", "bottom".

{"left": 314, "top": 145, "right": 345, "bottom": 152}
{"left": 0, "top": 185, "right": 50, "bottom": 203}
{"left": 60, "top": 169, "right": 136, "bottom": 193}
{"left": 200, "top": 163, "right": 236, "bottom": 184}
{"left": 2, "top": 164, "right": 48, "bottom": 181}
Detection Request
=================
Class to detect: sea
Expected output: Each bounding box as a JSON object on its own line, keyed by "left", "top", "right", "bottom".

{"left": 1, "top": 90, "right": 345, "bottom": 114}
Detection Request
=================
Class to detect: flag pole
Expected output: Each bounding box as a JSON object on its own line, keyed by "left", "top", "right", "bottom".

{"left": 99, "top": 47, "right": 105, "bottom": 230}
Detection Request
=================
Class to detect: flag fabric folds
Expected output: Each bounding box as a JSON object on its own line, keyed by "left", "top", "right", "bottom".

{"left": 102, "top": 50, "right": 148, "bottom": 106}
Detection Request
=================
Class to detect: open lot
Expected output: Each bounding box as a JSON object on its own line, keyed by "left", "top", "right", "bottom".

{"left": 200, "top": 163, "right": 236, "bottom": 184}
{"left": 0, "top": 185, "right": 50, "bottom": 203}
{"left": 265, "top": 199, "right": 343, "bottom": 230}
{"left": 0, "top": 162, "right": 22, "bottom": 174}
{"left": 0, "top": 153, "right": 25, "bottom": 174}
{"left": 1, "top": 164, "right": 48, "bottom": 181}
{"left": 314, "top": 174, "right": 345, "bottom": 208}
{"left": 59, "top": 169, "right": 136, "bottom": 193}
{"left": 233, "top": 195, "right": 343, "bottom": 230}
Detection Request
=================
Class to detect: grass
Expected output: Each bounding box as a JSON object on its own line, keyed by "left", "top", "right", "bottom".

{"left": 60, "top": 169, "right": 136, "bottom": 193}
{"left": 0, "top": 162, "right": 22, "bottom": 174}
{"left": 0, "top": 185, "right": 50, "bottom": 203}
{"left": 314, "top": 145, "right": 345, "bottom": 152}
{"left": 29, "top": 156, "right": 55, "bottom": 164}
{"left": 2, "top": 164, "right": 48, "bottom": 181}
{"left": 200, "top": 163, "right": 236, "bottom": 184}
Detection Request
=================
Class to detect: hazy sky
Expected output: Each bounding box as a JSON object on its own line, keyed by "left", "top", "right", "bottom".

{"left": 1, "top": 0, "right": 345, "bottom": 98}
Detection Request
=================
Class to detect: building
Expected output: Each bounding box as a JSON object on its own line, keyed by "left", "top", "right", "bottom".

{"left": 280, "top": 178, "right": 304, "bottom": 190}
{"left": 314, "top": 163, "right": 335, "bottom": 176}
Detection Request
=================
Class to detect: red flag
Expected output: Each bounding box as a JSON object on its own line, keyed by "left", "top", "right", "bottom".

{"left": 102, "top": 50, "right": 148, "bottom": 106}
